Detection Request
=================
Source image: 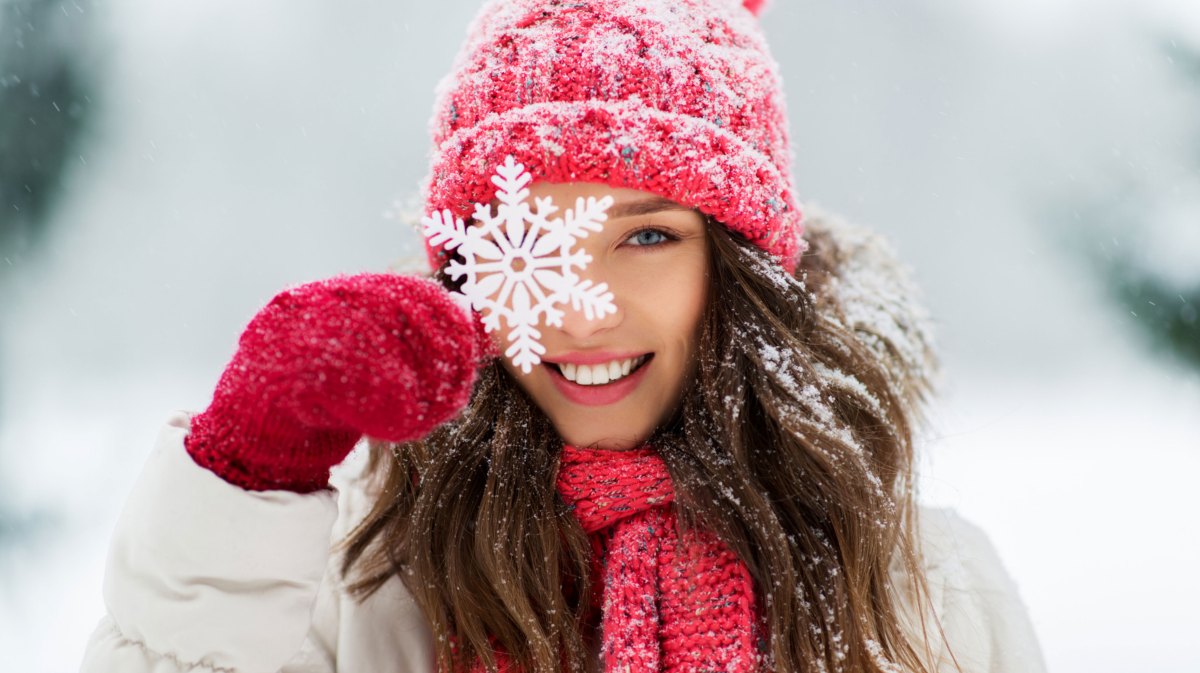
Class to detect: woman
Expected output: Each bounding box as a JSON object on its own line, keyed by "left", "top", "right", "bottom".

{"left": 82, "top": 1, "right": 1046, "bottom": 672}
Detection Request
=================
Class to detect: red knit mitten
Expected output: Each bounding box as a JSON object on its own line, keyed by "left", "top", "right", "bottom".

{"left": 184, "top": 273, "right": 491, "bottom": 493}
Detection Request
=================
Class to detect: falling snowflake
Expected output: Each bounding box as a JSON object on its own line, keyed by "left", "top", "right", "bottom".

{"left": 422, "top": 155, "right": 617, "bottom": 374}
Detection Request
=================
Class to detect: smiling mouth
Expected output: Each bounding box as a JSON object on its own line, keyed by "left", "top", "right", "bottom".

{"left": 547, "top": 354, "right": 653, "bottom": 386}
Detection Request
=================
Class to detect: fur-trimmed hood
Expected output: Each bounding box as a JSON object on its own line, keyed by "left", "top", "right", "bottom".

{"left": 800, "top": 204, "right": 942, "bottom": 429}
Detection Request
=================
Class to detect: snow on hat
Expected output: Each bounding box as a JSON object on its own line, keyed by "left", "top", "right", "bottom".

{"left": 422, "top": 0, "right": 803, "bottom": 273}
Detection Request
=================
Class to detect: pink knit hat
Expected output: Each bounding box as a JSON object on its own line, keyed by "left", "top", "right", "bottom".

{"left": 422, "top": 0, "right": 804, "bottom": 273}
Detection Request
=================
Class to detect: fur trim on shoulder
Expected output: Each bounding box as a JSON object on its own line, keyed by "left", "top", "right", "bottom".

{"left": 799, "top": 203, "right": 942, "bottom": 429}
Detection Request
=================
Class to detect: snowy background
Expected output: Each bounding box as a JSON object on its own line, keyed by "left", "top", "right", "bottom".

{"left": 2, "top": 0, "right": 1198, "bottom": 671}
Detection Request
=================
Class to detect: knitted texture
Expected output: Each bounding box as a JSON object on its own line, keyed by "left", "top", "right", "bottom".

{"left": 423, "top": 0, "right": 803, "bottom": 274}
{"left": 477, "top": 445, "right": 763, "bottom": 672}
{"left": 185, "top": 273, "right": 491, "bottom": 493}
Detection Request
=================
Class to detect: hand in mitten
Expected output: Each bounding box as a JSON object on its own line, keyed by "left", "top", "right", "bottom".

{"left": 184, "top": 273, "right": 492, "bottom": 493}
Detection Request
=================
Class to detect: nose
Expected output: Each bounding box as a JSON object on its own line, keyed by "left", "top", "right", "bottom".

{"left": 554, "top": 270, "right": 622, "bottom": 340}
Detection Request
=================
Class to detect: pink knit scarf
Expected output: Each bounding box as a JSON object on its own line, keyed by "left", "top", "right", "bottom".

{"left": 470, "top": 446, "right": 764, "bottom": 672}
{"left": 550, "top": 444, "right": 765, "bottom": 673}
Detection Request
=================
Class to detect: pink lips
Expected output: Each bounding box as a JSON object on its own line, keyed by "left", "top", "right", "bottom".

{"left": 545, "top": 354, "right": 652, "bottom": 406}
{"left": 543, "top": 351, "right": 647, "bottom": 366}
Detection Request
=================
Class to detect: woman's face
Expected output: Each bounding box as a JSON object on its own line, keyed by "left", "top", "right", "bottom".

{"left": 490, "top": 182, "right": 710, "bottom": 450}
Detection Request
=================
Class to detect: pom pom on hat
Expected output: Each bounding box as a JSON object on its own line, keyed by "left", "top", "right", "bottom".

{"left": 742, "top": 0, "right": 770, "bottom": 17}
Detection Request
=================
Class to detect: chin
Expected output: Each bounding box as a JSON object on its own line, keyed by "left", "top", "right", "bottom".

{"left": 555, "top": 421, "right": 653, "bottom": 451}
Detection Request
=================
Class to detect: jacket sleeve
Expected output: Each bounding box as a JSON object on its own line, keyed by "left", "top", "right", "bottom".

{"left": 914, "top": 507, "right": 1048, "bottom": 673}
{"left": 80, "top": 412, "right": 342, "bottom": 673}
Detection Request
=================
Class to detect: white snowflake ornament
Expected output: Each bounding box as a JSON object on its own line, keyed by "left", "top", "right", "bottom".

{"left": 422, "top": 156, "right": 617, "bottom": 374}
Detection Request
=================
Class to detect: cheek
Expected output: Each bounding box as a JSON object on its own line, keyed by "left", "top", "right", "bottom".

{"left": 498, "top": 354, "right": 547, "bottom": 406}
{"left": 622, "top": 252, "right": 708, "bottom": 355}
{"left": 665, "top": 280, "right": 706, "bottom": 356}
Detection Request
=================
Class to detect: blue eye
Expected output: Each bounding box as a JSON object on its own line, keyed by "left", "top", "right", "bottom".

{"left": 626, "top": 228, "right": 671, "bottom": 247}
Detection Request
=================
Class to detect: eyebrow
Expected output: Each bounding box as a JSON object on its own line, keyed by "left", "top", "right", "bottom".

{"left": 605, "top": 197, "right": 693, "bottom": 220}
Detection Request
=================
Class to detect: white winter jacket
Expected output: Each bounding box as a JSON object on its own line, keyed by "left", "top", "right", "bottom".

{"left": 80, "top": 412, "right": 1047, "bottom": 673}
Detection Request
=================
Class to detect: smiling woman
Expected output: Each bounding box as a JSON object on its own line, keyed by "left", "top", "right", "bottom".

{"left": 80, "top": 0, "right": 1046, "bottom": 672}
{"left": 343, "top": 198, "right": 956, "bottom": 673}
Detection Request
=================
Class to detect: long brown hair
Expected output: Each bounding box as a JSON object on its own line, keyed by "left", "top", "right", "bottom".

{"left": 342, "top": 211, "right": 949, "bottom": 673}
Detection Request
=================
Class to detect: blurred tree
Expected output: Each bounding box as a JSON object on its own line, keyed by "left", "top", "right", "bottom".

{"left": 0, "top": 0, "right": 99, "bottom": 261}
{"left": 1103, "top": 251, "right": 1199, "bottom": 370}
{"left": 0, "top": 0, "right": 101, "bottom": 550}
{"left": 1054, "top": 36, "right": 1200, "bottom": 374}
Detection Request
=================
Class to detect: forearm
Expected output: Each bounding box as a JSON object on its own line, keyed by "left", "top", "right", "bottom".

{"left": 82, "top": 413, "right": 340, "bottom": 673}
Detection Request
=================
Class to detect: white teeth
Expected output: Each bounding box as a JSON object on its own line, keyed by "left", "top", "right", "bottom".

{"left": 593, "top": 365, "right": 610, "bottom": 385}
{"left": 557, "top": 355, "right": 647, "bottom": 385}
